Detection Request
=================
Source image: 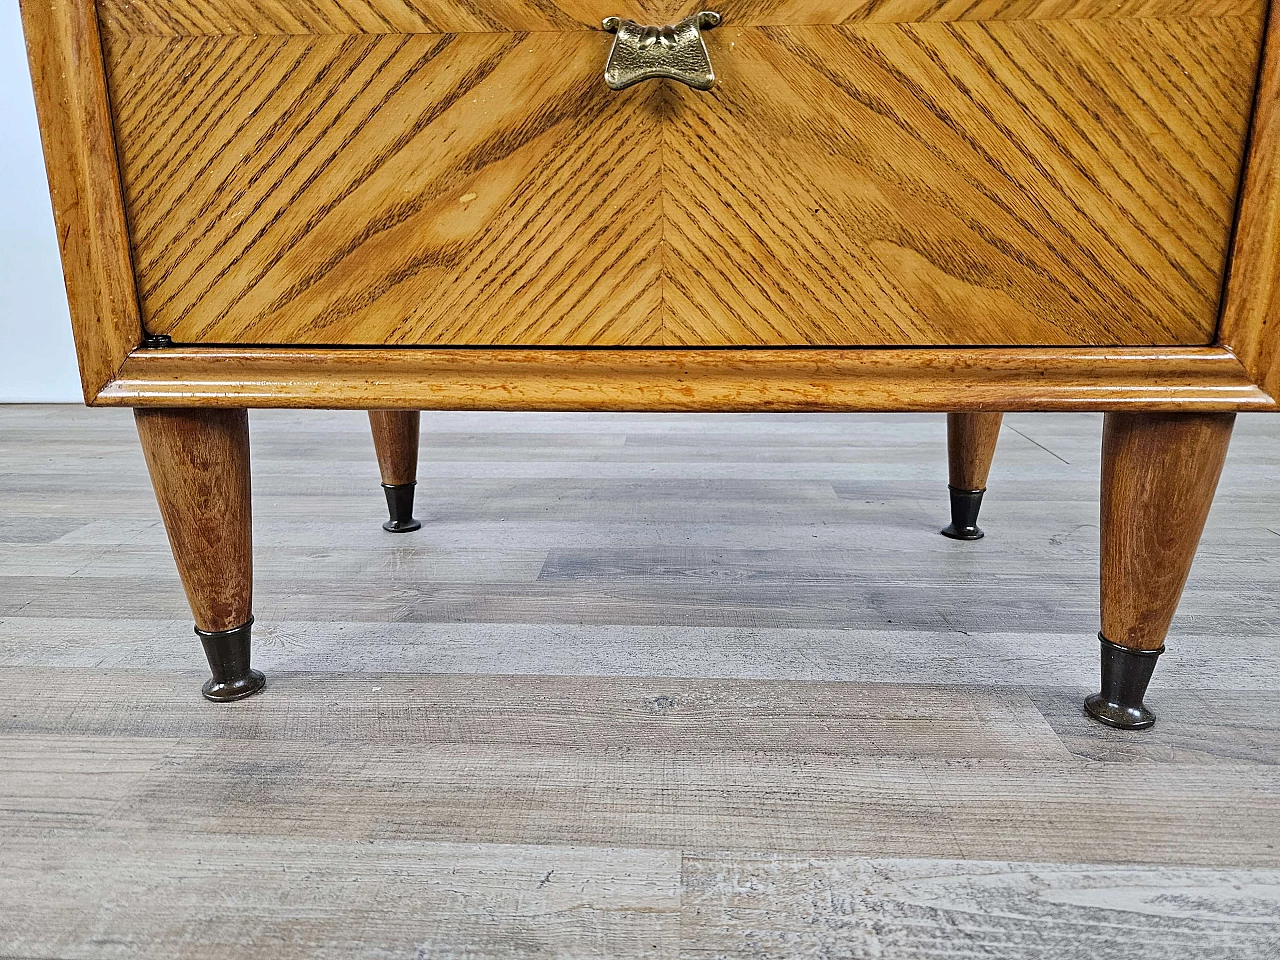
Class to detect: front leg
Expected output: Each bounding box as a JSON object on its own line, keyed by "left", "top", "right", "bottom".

{"left": 135, "top": 408, "right": 263, "bottom": 702}
{"left": 1089, "top": 412, "right": 1234, "bottom": 729}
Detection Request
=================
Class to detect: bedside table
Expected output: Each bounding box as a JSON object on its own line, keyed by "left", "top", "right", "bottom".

{"left": 21, "top": 0, "right": 1280, "bottom": 727}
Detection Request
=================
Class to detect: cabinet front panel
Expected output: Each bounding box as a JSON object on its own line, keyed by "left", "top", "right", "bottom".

{"left": 100, "top": 1, "right": 1265, "bottom": 347}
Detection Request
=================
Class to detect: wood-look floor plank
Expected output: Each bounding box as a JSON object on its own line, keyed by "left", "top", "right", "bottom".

{"left": 93, "top": 741, "right": 1280, "bottom": 865}
{"left": 0, "top": 735, "right": 177, "bottom": 830}
{"left": 7, "top": 575, "right": 1273, "bottom": 641}
{"left": 1027, "top": 686, "right": 1280, "bottom": 766}
{"left": 0, "top": 670, "right": 1072, "bottom": 760}
{"left": 0, "top": 830, "right": 680, "bottom": 959}
{"left": 681, "top": 855, "right": 1280, "bottom": 959}
{"left": 3, "top": 621, "right": 1279, "bottom": 694}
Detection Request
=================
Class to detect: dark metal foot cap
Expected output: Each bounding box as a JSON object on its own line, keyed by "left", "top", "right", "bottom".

{"left": 196, "top": 618, "right": 266, "bottom": 703}
{"left": 1084, "top": 634, "right": 1162, "bottom": 730}
{"left": 382, "top": 481, "right": 421, "bottom": 533}
{"left": 202, "top": 669, "right": 266, "bottom": 702}
{"left": 941, "top": 486, "right": 986, "bottom": 540}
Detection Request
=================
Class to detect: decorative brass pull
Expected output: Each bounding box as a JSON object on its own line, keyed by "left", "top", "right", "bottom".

{"left": 602, "top": 11, "right": 721, "bottom": 91}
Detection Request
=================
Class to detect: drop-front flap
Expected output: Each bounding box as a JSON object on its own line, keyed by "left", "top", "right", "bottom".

{"left": 98, "top": 0, "right": 1266, "bottom": 347}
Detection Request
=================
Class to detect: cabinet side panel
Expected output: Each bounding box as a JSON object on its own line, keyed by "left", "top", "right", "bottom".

{"left": 1220, "top": 0, "right": 1280, "bottom": 403}
{"left": 20, "top": 0, "right": 142, "bottom": 400}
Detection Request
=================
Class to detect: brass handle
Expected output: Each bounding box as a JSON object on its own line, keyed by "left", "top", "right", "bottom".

{"left": 602, "top": 11, "right": 721, "bottom": 91}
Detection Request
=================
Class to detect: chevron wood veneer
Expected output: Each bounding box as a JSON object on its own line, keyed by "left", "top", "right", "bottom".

{"left": 100, "top": 4, "right": 1265, "bottom": 347}
{"left": 96, "top": 0, "right": 1267, "bottom": 35}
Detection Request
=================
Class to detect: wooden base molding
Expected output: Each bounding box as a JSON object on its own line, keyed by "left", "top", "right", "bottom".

{"left": 101, "top": 346, "right": 1274, "bottom": 413}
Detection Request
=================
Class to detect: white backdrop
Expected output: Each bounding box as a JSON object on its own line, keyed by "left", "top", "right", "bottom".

{"left": 1, "top": 1, "right": 82, "bottom": 403}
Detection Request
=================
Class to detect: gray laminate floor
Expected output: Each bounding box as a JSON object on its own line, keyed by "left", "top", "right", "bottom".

{"left": 2, "top": 405, "right": 1279, "bottom": 958}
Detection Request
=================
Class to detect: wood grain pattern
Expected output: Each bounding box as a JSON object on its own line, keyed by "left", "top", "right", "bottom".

{"left": 99, "top": 14, "right": 1263, "bottom": 348}
{"left": 3, "top": 672, "right": 1071, "bottom": 760}
{"left": 1219, "top": 0, "right": 1280, "bottom": 406}
{"left": 368, "top": 410, "right": 420, "bottom": 485}
{"left": 92, "top": 739, "right": 1280, "bottom": 863}
{"left": 682, "top": 855, "right": 1280, "bottom": 960}
{"left": 19, "top": 0, "right": 142, "bottom": 400}
{"left": 947, "top": 412, "right": 1002, "bottom": 489}
{"left": 5, "top": 836, "right": 1280, "bottom": 958}
{"left": 0, "top": 827, "right": 681, "bottom": 960}
{"left": 95, "top": 0, "right": 1268, "bottom": 37}
{"left": 664, "top": 18, "right": 1258, "bottom": 347}
{"left": 101, "top": 345, "right": 1278, "bottom": 411}
{"left": 1100, "top": 412, "right": 1235, "bottom": 651}
{"left": 106, "top": 32, "right": 663, "bottom": 347}
{"left": 134, "top": 408, "right": 253, "bottom": 631}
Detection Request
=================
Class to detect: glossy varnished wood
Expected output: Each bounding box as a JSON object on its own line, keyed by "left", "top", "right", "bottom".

{"left": 368, "top": 410, "right": 420, "bottom": 485}
{"left": 1100, "top": 412, "right": 1235, "bottom": 652}
{"left": 101, "top": 345, "right": 1277, "bottom": 411}
{"left": 947, "top": 413, "right": 1002, "bottom": 490}
{"left": 133, "top": 408, "right": 253, "bottom": 631}
{"left": 19, "top": 0, "right": 142, "bottom": 399}
{"left": 98, "top": 7, "right": 1263, "bottom": 348}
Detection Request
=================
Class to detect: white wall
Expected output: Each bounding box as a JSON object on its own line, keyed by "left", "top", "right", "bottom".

{"left": 1, "top": 0, "right": 82, "bottom": 402}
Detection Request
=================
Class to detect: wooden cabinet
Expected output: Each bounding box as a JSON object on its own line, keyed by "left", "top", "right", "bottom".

{"left": 20, "top": 0, "right": 1280, "bottom": 725}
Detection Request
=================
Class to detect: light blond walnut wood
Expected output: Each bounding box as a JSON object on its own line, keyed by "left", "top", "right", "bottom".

{"left": 19, "top": 0, "right": 142, "bottom": 400}
{"left": 100, "top": 12, "right": 1263, "bottom": 349}
{"left": 1100, "top": 412, "right": 1234, "bottom": 652}
{"left": 101, "top": 345, "right": 1277, "bottom": 411}
{"left": 1219, "top": 0, "right": 1280, "bottom": 405}
{"left": 94, "top": 0, "right": 1266, "bottom": 37}
{"left": 947, "top": 413, "right": 1002, "bottom": 491}
{"left": 134, "top": 409, "right": 253, "bottom": 632}
{"left": 368, "top": 410, "right": 420, "bottom": 486}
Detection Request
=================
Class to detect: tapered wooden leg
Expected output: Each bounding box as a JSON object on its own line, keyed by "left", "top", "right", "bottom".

{"left": 942, "top": 412, "right": 1003, "bottom": 540}
{"left": 135, "top": 408, "right": 263, "bottom": 702}
{"left": 368, "top": 411, "right": 422, "bottom": 532}
{"left": 1088, "top": 412, "right": 1235, "bottom": 729}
